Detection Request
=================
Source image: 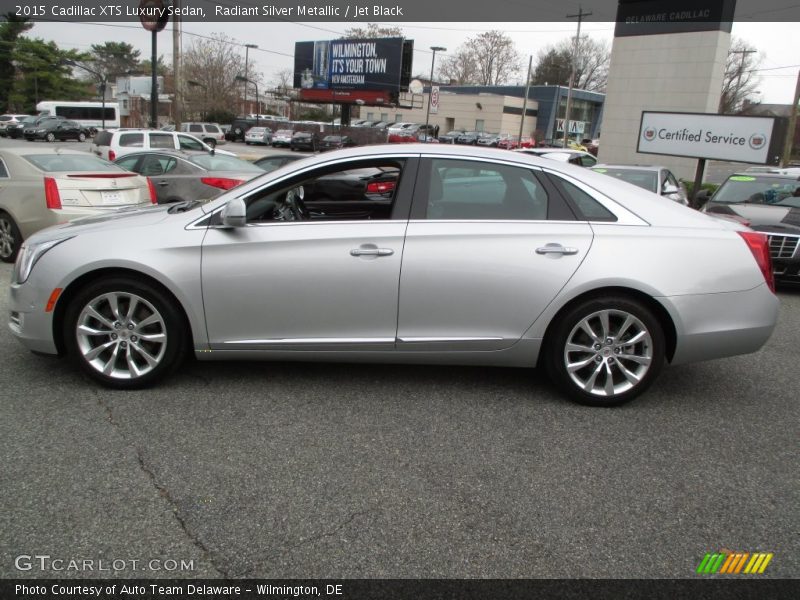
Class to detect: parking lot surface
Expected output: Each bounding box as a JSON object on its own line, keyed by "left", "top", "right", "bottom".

{"left": 1, "top": 261, "right": 797, "bottom": 579}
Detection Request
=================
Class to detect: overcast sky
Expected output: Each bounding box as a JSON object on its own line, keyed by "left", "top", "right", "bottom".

{"left": 26, "top": 20, "right": 799, "bottom": 104}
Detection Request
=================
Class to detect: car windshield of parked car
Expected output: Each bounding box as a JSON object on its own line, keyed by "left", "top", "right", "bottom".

{"left": 187, "top": 154, "right": 263, "bottom": 172}
{"left": 713, "top": 176, "right": 800, "bottom": 207}
{"left": 593, "top": 168, "right": 658, "bottom": 193}
{"left": 23, "top": 154, "right": 122, "bottom": 172}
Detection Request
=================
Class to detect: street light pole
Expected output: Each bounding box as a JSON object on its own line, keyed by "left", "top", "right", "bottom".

{"left": 235, "top": 75, "right": 259, "bottom": 125}
{"left": 244, "top": 43, "right": 258, "bottom": 115}
{"left": 424, "top": 46, "right": 446, "bottom": 143}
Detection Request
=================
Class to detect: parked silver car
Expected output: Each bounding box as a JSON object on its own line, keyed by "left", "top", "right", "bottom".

{"left": 592, "top": 164, "right": 689, "bottom": 205}
{"left": 8, "top": 145, "right": 778, "bottom": 406}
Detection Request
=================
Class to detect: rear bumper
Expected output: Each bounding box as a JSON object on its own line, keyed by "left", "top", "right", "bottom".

{"left": 773, "top": 256, "right": 800, "bottom": 282}
{"left": 667, "top": 284, "right": 779, "bottom": 365}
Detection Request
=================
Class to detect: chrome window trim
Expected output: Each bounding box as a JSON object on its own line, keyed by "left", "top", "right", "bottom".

{"left": 186, "top": 152, "right": 421, "bottom": 230}
{"left": 0, "top": 156, "right": 9, "bottom": 178}
{"left": 539, "top": 167, "right": 649, "bottom": 226}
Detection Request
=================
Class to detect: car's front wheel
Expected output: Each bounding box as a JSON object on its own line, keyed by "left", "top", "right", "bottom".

{"left": 64, "top": 278, "right": 187, "bottom": 388}
{"left": 78, "top": 132, "right": 86, "bottom": 142}
{"left": 545, "top": 296, "right": 665, "bottom": 406}
{"left": 45, "top": 132, "right": 55, "bottom": 142}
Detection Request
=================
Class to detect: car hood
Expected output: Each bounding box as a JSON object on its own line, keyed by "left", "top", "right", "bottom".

{"left": 705, "top": 202, "right": 800, "bottom": 233}
{"left": 25, "top": 204, "right": 176, "bottom": 244}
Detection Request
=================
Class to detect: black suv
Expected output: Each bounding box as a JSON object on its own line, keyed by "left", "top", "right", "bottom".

{"left": 227, "top": 118, "right": 267, "bottom": 142}
{"left": 700, "top": 171, "right": 800, "bottom": 282}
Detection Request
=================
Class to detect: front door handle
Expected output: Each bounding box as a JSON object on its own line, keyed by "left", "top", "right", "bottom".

{"left": 350, "top": 247, "right": 394, "bottom": 257}
{"left": 157, "top": 180, "right": 169, "bottom": 186}
{"left": 536, "top": 243, "right": 579, "bottom": 256}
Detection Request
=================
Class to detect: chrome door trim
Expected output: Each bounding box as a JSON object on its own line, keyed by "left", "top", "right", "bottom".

{"left": 222, "top": 337, "right": 395, "bottom": 345}
{"left": 397, "top": 336, "right": 503, "bottom": 343}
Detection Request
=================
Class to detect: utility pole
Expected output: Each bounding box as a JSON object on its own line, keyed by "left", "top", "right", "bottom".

{"left": 244, "top": 44, "right": 258, "bottom": 115}
{"left": 563, "top": 6, "right": 591, "bottom": 148}
{"left": 172, "top": 0, "right": 182, "bottom": 127}
{"left": 517, "top": 55, "right": 533, "bottom": 146}
{"left": 730, "top": 48, "right": 756, "bottom": 113}
{"left": 782, "top": 70, "right": 800, "bottom": 166}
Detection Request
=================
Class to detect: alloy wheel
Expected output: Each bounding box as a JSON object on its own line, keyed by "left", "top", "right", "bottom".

{"left": 0, "top": 216, "right": 15, "bottom": 259}
{"left": 75, "top": 291, "right": 167, "bottom": 380}
{"left": 563, "top": 309, "right": 654, "bottom": 397}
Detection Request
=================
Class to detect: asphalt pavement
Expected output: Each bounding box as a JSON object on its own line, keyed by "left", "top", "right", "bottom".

{"left": 0, "top": 259, "right": 797, "bottom": 579}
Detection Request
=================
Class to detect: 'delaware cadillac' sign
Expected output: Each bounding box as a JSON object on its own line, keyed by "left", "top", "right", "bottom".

{"left": 637, "top": 111, "right": 782, "bottom": 165}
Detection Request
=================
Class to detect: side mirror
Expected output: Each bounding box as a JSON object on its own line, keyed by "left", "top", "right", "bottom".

{"left": 662, "top": 184, "right": 680, "bottom": 195}
{"left": 221, "top": 197, "right": 246, "bottom": 228}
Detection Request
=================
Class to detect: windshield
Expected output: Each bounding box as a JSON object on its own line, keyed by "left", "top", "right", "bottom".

{"left": 24, "top": 154, "right": 122, "bottom": 172}
{"left": 593, "top": 168, "right": 658, "bottom": 193}
{"left": 713, "top": 175, "right": 800, "bottom": 207}
{"left": 187, "top": 154, "right": 263, "bottom": 172}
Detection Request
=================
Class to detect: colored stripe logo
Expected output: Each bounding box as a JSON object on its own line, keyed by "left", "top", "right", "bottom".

{"left": 696, "top": 552, "right": 773, "bottom": 574}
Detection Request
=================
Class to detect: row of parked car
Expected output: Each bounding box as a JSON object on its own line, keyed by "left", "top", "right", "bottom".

{"left": 0, "top": 114, "right": 93, "bottom": 142}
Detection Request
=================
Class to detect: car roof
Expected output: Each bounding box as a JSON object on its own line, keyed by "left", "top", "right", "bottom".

{"left": 114, "top": 149, "right": 209, "bottom": 158}
{"left": 0, "top": 147, "right": 99, "bottom": 157}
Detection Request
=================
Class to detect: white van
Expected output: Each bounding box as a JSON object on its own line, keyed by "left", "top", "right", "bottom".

{"left": 91, "top": 129, "right": 236, "bottom": 161}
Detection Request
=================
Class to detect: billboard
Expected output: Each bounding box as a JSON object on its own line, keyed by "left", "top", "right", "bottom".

{"left": 294, "top": 38, "right": 407, "bottom": 93}
{"left": 637, "top": 111, "right": 785, "bottom": 165}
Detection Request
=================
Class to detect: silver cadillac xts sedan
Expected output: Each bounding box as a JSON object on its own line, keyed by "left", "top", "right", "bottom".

{"left": 8, "top": 145, "right": 779, "bottom": 406}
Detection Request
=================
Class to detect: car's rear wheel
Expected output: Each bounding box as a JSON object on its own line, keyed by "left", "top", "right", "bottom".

{"left": 45, "top": 132, "right": 55, "bottom": 142}
{"left": 78, "top": 132, "right": 86, "bottom": 142}
{"left": 205, "top": 138, "right": 216, "bottom": 148}
{"left": 546, "top": 296, "right": 665, "bottom": 406}
{"left": 64, "top": 278, "right": 187, "bottom": 389}
{"left": 0, "top": 211, "right": 22, "bottom": 263}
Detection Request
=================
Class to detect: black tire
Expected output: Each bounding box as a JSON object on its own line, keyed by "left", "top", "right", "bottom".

{"left": 545, "top": 295, "right": 665, "bottom": 407}
{"left": 63, "top": 277, "right": 188, "bottom": 389}
{"left": 45, "top": 132, "right": 55, "bottom": 143}
{"left": 78, "top": 132, "right": 86, "bottom": 142}
{"left": 0, "top": 211, "right": 22, "bottom": 263}
{"left": 233, "top": 127, "right": 244, "bottom": 141}
{"left": 205, "top": 138, "right": 216, "bottom": 149}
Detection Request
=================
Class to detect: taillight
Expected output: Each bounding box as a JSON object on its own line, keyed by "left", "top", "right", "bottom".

{"left": 108, "top": 149, "right": 116, "bottom": 161}
{"left": 44, "top": 177, "right": 62, "bottom": 209}
{"left": 147, "top": 178, "right": 158, "bottom": 204}
{"left": 738, "top": 231, "right": 775, "bottom": 294}
{"left": 366, "top": 181, "right": 396, "bottom": 194}
{"left": 200, "top": 177, "right": 244, "bottom": 190}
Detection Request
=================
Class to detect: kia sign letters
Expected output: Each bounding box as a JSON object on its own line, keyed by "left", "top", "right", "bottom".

{"left": 637, "top": 111, "right": 780, "bottom": 164}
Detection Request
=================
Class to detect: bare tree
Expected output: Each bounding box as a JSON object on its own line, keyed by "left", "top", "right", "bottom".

{"left": 719, "top": 37, "right": 763, "bottom": 114}
{"left": 437, "top": 47, "right": 478, "bottom": 85}
{"left": 342, "top": 24, "right": 403, "bottom": 39}
{"left": 436, "top": 30, "right": 520, "bottom": 86}
{"left": 182, "top": 33, "right": 260, "bottom": 117}
{"left": 471, "top": 31, "right": 522, "bottom": 86}
{"left": 531, "top": 37, "right": 610, "bottom": 92}
{"left": 271, "top": 68, "right": 294, "bottom": 94}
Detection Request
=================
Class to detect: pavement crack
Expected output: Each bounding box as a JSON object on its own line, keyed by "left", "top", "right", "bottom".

{"left": 93, "top": 392, "right": 228, "bottom": 578}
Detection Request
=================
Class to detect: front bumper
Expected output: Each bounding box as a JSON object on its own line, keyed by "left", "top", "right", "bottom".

{"left": 9, "top": 277, "right": 59, "bottom": 355}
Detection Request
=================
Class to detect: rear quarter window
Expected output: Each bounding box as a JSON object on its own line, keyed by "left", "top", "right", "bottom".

{"left": 119, "top": 133, "right": 144, "bottom": 147}
{"left": 551, "top": 176, "right": 617, "bottom": 222}
{"left": 93, "top": 130, "right": 113, "bottom": 146}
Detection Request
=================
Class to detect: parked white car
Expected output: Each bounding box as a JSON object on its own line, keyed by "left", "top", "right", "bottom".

{"left": 91, "top": 129, "right": 236, "bottom": 162}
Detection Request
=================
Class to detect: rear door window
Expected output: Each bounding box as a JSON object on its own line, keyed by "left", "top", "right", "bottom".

{"left": 149, "top": 133, "right": 176, "bottom": 149}
{"left": 119, "top": 133, "right": 144, "bottom": 147}
{"left": 189, "top": 124, "right": 203, "bottom": 132}
{"left": 178, "top": 135, "right": 205, "bottom": 151}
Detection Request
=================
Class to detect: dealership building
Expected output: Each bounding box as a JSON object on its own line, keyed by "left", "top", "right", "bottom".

{"left": 385, "top": 85, "right": 605, "bottom": 140}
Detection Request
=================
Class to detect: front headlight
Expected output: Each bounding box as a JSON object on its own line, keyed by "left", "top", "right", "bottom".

{"left": 13, "top": 237, "right": 73, "bottom": 284}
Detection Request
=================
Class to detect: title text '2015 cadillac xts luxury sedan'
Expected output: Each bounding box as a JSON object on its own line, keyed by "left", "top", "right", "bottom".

{"left": 8, "top": 145, "right": 779, "bottom": 406}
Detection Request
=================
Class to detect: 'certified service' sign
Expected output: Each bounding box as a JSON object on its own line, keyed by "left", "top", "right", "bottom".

{"left": 637, "top": 111, "right": 779, "bottom": 164}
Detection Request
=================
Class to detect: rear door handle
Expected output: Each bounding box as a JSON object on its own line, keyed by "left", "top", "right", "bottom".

{"left": 350, "top": 247, "right": 394, "bottom": 257}
{"left": 536, "top": 243, "right": 579, "bottom": 256}
{"left": 157, "top": 180, "right": 169, "bottom": 186}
